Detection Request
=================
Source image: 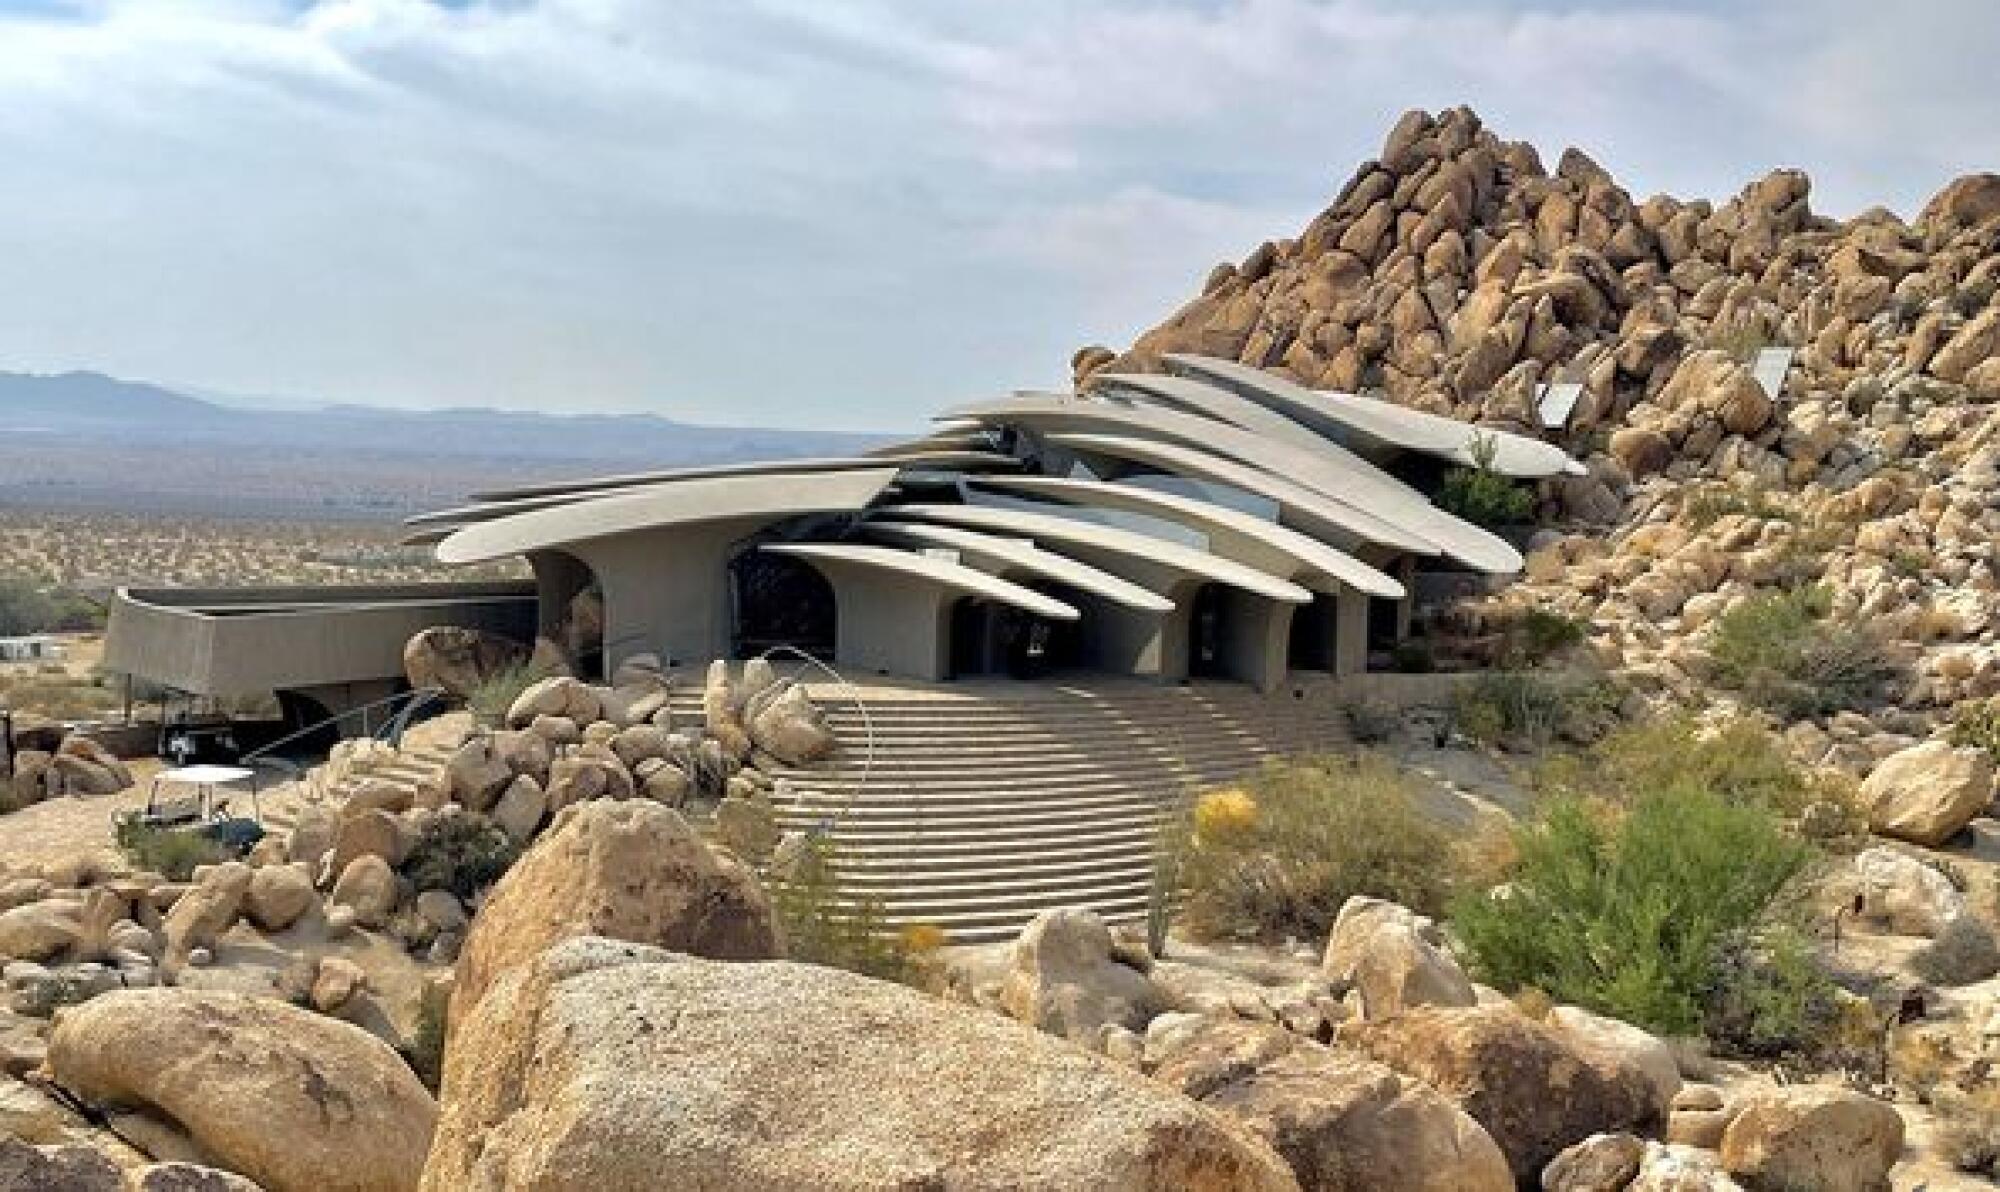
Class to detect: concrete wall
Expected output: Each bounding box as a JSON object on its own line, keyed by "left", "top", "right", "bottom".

{"left": 105, "top": 581, "right": 538, "bottom": 698}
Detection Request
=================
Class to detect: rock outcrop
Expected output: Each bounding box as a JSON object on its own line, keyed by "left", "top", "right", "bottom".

{"left": 1859, "top": 740, "right": 1993, "bottom": 847}
{"left": 999, "top": 907, "right": 1167, "bottom": 1044}
{"left": 1340, "top": 1003, "right": 1662, "bottom": 1184}
{"left": 401, "top": 627, "right": 527, "bottom": 700}
{"left": 1321, "top": 896, "right": 1476, "bottom": 1021}
{"left": 448, "top": 799, "right": 780, "bottom": 1027}
{"left": 46, "top": 989, "right": 437, "bottom": 1192}
{"left": 1149, "top": 1017, "right": 1511, "bottom": 1192}
{"left": 425, "top": 938, "right": 1299, "bottom": 1191}
{"left": 1718, "top": 1085, "right": 1903, "bottom": 1192}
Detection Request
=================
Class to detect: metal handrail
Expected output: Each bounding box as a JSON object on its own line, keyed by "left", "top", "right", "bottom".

{"left": 237, "top": 685, "right": 448, "bottom": 783}
{"left": 751, "top": 645, "right": 875, "bottom": 832}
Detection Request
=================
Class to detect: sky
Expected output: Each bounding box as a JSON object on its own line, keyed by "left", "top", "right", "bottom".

{"left": 0, "top": 1, "right": 1995, "bottom": 432}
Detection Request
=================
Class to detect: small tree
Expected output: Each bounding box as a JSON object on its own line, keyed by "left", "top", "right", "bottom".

{"left": 1435, "top": 434, "right": 1535, "bottom": 529}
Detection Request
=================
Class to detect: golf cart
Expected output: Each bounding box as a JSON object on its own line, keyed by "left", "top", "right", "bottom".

{"left": 118, "top": 764, "right": 266, "bottom": 856}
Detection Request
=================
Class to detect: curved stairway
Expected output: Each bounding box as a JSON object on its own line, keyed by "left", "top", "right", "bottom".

{"left": 724, "top": 680, "right": 1353, "bottom": 944}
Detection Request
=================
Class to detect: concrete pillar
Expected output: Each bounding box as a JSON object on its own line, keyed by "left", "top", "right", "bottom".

{"left": 825, "top": 576, "right": 951, "bottom": 680}
{"left": 1334, "top": 586, "right": 1370, "bottom": 676}
{"left": 575, "top": 523, "right": 742, "bottom": 674}
{"left": 1394, "top": 556, "right": 1416, "bottom": 642}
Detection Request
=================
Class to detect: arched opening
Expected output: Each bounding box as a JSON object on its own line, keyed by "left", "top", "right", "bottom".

{"left": 729, "top": 549, "right": 837, "bottom": 661}
{"left": 948, "top": 592, "right": 1083, "bottom": 679}
{"left": 1287, "top": 590, "right": 1338, "bottom": 672}
{"left": 1188, "top": 583, "right": 1232, "bottom": 679}
{"left": 529, "top": 549, "right": 604, "bottom": 679}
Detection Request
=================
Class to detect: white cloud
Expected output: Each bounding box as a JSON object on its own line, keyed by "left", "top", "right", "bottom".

{"left": 0, "top": 0, "right": 1992, "bottom": 430}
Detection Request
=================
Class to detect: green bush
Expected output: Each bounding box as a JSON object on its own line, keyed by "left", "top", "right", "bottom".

{"left": 1708, "top": 587, "right": 1894, "bottom": 718}
{"left": 1492, "top": 608, "right": 1588, "bottom": 669}
{"left": 1949, "top": 700, "right": 2000, "bottom": 763}
{"left": 1552, "top": 716, "right": 1823, "bottom": 818}
{"left": 404, "top": 989, "right": 448, "bottom": 1091}
{"left": 767, "top": 834, "right": 926, "bottom": 983}
{"left": 0, "top": 581, "right": 103, "bottom": 636}
{"left": 400, "top": 814, "right": 519, "bottom": 899}
{"left": 1699, "top": 927, "right": 1847, "bottom": 1061}
{"left": 1452, "top": 673, "right": 1619, "bottom": 750}
{"left": 1681, "top": 484, "right": 1791, "bottom": 530}
{"left": 1178, "top": 755, "right": 1459, "bottom": 942}
{"left": 113, "top": 818, "right": 234, "bottom": 881}
{"left": 1451, "top": 787, "right": 1810, "bottom": 1035}
{"left": 465, "top": 663, "right": 538, "bottom": 725}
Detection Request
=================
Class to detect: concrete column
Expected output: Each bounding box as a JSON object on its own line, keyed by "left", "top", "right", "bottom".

{"left": 826, "top": 575, "right": 951, "bottom": 680}
{"left": 1334, "top": 585, "right": 1370, "bottom": 676}
{"left": 576, "top": 523, "right": 742, "bottom": 674}
{"left": 1394, "top": 556, "right": 1416, "bottom": 642}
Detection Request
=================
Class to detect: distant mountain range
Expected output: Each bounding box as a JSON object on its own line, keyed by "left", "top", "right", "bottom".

{"left": 0, "top": 369, "right": 895, "bottom": 519}
{"left": 0, "top": 369, "right": 890, "bottom": 461}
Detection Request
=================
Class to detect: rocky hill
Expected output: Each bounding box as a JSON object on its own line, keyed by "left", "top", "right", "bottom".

{"left": 1080, "top": 105, "right": 2000, "bottom": 755}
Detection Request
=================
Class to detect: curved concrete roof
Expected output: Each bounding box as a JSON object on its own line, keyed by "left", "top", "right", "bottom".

{"left": 944, "top": 393, "right": 1481, "bottom": 538}
{"left": 1086, "top": 372, "right": 1332, "bottom": 454}
{"left": 1038, "top": 431, "right": 1439, "bottom": 558}
{"left": 967, "top": 475, "right": 1404, "bottom": 599}
{"left": 882, "top": 504, "right": 1312, "bottom": 604}
{"left": 1164, "top": 354, "right": 1582, "bottom": 478}
{"left": 1045, "top": 431, "right": 1522, "bottom": 573}
{"left": 865, "top": 521, "right": 1175, "bottom": 612}
{"left": 761, "top": 543, "right": 1080, "bottom": 621}
{"left": 468, "top": 455, "right": 894, "bottom": 504}
{"left": 435, "top": 467, "right": 899, "bottom": 565}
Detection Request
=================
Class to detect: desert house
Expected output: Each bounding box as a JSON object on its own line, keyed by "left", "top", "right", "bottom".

{"left": 104, "top": 355, "right": 1576, "bottom": 731}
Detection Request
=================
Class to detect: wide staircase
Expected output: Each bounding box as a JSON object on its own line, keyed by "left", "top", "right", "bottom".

{"left": 729, "top": 680, "right": 1353, "bottom": 944}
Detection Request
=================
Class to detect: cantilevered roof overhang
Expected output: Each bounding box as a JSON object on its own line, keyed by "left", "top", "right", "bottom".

{"left": 882, "top": 503, "right": 1312, "bottom": 604}
{"left": 942, "top": 394, "right": 1491, "bottom": 549}
{"left": 1086, "top": 372, "right": 1334, "bottom": 455}
{"left": 435, "top": 467, "right": 899, "bottom": 565}
{"left": 967, "top": 475, "right": 1404, "bottom": 599}
{"left": 864, "top": 521, "right": 1175, "bottom": 612}
{"left": 1164, "top": 353, "right": 1583, "bottom": 478}
{"left": 760, "top": 543, "right": 1080, "bottom": 621}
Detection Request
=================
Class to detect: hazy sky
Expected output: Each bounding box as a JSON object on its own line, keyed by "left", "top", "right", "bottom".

{"left": 0, "top": 0, "right": 1994, "bottom": 431}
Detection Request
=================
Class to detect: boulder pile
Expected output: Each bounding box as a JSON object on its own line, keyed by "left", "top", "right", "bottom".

{"left": 1084, "top": 104, "right": 2000, "bottom": 768}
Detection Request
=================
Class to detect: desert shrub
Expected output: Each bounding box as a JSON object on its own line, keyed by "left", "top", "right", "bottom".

{"left": 1708, "top": 587, "right": 1894, "bottom": 718}
{"left": 0, "top": 581, "right": 102, "bottom": 636}
{"left": 1949, "top": 700, "right": 2000, "bottom": 763}
{"left": 1341, "top": 696, "right": 1399, "bottom": 744}
{"left": 1436, "top": 436, "right": 1535, "bottom": 529}
{"left": 1933, "top": 1087, "right": 2000, "bottom": 1178}
{"left": 1911, "top": 915, "right": 2000, "bottom": 987}
{"left": 465, "top": 663, "right": 538, "bottom": 725}
{"left": 400, "top": 814, "right": 519, "bottom": 899}
{"left": 1451, "top": 787, "right": 1810, "bottom": 1035}
{"left": 1388, "top": 639, "right": 1436, "bottom": 673}
{"left": 113, "top": 818, "right": 234, "bottom": 881}
{"left": 404, "top": 989, "right": 448, "bottom": 1091}
{"left": 1681, "top": 484, "right": 1791, "bottom": 530}
{"left": 1552, "top": 716, "right": 1822, "bottom": 818}
{"left": 1706, "top": 320, "right": 1771, "bottom": 362}
{"left": 1146, "top": 811, "right": 1191, "bottom": 956}
{"left": 767, "top": 834, "right": 920, "bottom": 983}
{"left": 1452, "top": 673, "right": 1619, "bottom": 750}
{"left": 11, "top": 970, "right": 100, "bottom": 1019}
{"left": 1698, "top": 927, "right": 1847, "bottom": 1061}
{"left": 1177, "top": 755, "right": 1459, "bottom": 942}
{"left": 1492, "top": 607, "right": 1588, "bottom": 669}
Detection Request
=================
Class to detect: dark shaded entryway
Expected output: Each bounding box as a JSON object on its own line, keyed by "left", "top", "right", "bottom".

{"left": 730, "top": 550, "right": 837, "bottom": 661}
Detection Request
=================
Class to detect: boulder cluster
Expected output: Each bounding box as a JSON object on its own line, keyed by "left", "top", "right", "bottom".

{"left": 5, "top": 725, "right": 132, "bottom": 807}
{"left": 1083, "top": 104, "right": 2000, "bottom": 756}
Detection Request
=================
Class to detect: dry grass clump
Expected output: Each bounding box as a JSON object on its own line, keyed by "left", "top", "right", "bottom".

{"left": 1910, "top": 916, "right": 2000, "bottom": 987}
{"left": 1708, "top": 586, "right": 1895, "bottom": 719}
{"left": 1176, "top": 754, "right": 1460, "bottom": 943}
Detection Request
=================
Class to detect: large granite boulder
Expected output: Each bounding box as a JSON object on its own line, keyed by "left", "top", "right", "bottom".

{"left": 1322, "top": 896, "right": 1476, "bottom": 1021}
{"left": 747, "top": 683, "right": 837, "bottom": 765}
{"left": 1149, "top": 1017, "right": 1511, "bottom": 1192}
{"left": 1339, "top": 1003, "right": 1661, "bottom": 1184}
{"left": 1859, "top": 740, "right": 1993, "bottom": 847}
{"left": 1546, "top": 1005, "right": 1682, "bottom": 1122}
{"left": 1852, "top": 846, "right": 1965, "bottom": 937}
{"left": 504, "top": 676, "right": 601, "bottom": 730}
{"left": 999, "top": 907, "right": 1167, "bottom": 1043}
{"left": 448, "top": 799, "right": 780, "bottom": 1028}
{"left": 46, "top": 989, "right": 437, "bottom": 1192}
{"left": 402, "top": 626, "right": 527, "bottom": 700}
{"left": 160, "top": 862, "right": 251, "bottom": 973}
{"left": 1719, "top": 1086, "right": 1902, "bottom": 1192}
{"left": 424, "top": 938, "right": 1299, "bottom": 1191}
{"left": 0, "top": 902, "right": 81, "bottom": 963}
